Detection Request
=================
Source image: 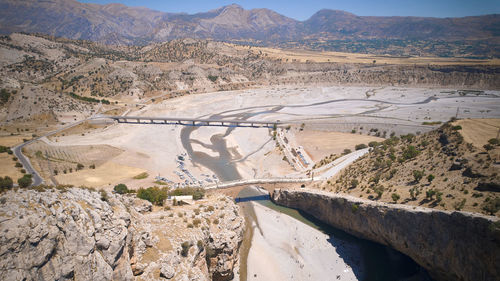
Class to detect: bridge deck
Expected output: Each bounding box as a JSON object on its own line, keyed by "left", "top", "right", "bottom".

{"left": 100, "top": 115, "right": 281, "bottom": 127}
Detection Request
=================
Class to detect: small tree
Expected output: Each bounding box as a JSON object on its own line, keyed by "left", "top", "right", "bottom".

{"left": 114, "top": 184, "right": 128, "bottom": 194}
{"left": 17, "top": 174, "right": 32, "bottom": 188}
{"left": 427, "top": 174, "right": 435, "bottom": 183}
{"left": 391, "top": 193, "right": 400, "bottom": 203}
{"left": 0, "top": 176, "right": 13, "bottom": 189}
{"left": 426, "top": 189, "right": 436, "bottom": 200}
{"left": 76, "top": 163, "right": 84, "bottom": 170}
{"left": 413, "top": 170, "right": 424, "bottom": 183}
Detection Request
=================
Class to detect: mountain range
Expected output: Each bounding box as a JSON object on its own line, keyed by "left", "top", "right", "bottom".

{"left": 0, "top": 0, "right": 499, "bottom": 56}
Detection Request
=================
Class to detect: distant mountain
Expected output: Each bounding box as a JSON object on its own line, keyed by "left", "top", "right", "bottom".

{"left": 0, "top": 0, "right": 498, "bottom": 56}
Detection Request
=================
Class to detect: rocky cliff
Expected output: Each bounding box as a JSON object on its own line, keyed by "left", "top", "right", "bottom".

{"left": 0, "top": 187, "right": 244, "bottom": 280}
{"left": 272, "top": 188, "right": 500, "bottom": 281}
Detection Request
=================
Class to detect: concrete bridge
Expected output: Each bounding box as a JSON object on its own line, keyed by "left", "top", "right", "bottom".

{"left": 98, "top": 115, "right": 281, "bottom": 128}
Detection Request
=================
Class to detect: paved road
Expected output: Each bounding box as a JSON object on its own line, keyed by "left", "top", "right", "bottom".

{"left": 13, "top": 119, "right": 88, "bottom": 186}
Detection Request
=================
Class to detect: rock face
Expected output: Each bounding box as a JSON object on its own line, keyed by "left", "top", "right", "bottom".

{"left": 272, "top": 188, "right": 500, "bottom": 281}
{"left": 0, "top": 188, "right": 244, "bottom": 281}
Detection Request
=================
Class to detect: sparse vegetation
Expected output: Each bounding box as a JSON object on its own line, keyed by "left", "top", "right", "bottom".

{"left": 133, "top": 172, "right": 149, "bottom": 179}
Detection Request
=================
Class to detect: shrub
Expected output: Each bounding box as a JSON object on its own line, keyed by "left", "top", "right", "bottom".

{"left": 402, "top": 145, "right": 420, "bottom": 160}
{"left": 17, "top": 174, "right": 32, "bottom": 188}
{"left": 368, "top": 141, "right": 379, "bottom": 147}
{"left": 193, "top": 218, "right": 201, "bottom": 227}
{"left": 342, "top": 149, "right": 352, "bottom": 155}
{"left": 89, "top": 164, "right": 96, "bottom": 169}
{"left": 206, "top": 205, "right": 215, "bottom": 212}
{"left": 488, "top": 138, "right": 499, "bottom": 146}
{"left": 0, "top": 176, "right": 13, "bottom": 190}
{"left": 99, "top": 189, "right": 108, "bottom": 201}
{"left": 391, "top": 193, "right": 400, "bottom": 203}
{"left": 76, "top": 163, "right": 84, "bottom": 170}
{"left": 213, "top": 218, "right": 219, "bottom": 225}
{"left": 482, "top": 198, "right": 500, "bottom": 215}
{"left": 453, "top": 199, "right": 466, "bottom": 211}
{"left": 413, "top": 170, "right": 425, "bottom": 183}
{"left": 427, "top": 174, "right": 435, "bottom": 183}
{"left": 451, "top": 125, "right": 462, "bottom": 130}
{"left": 169, "top": 187, "right": 205, "bottom": 200}
{"left": 114, "top": 183, "right": 128, "bottom": 194}
{"left": 133, "top": 172, "right": 149, "bottom": 179}
{"left": 137, "top": 186, "right": 169, "bottom": 206}
{"left": 207, "top": 75, "right": 218, "bottom": 82}
{"left": 483, "top": 144, "right": 494, "bottom": 151}
{"left": 426, "top": 189, "right": 436, "bottom": 200}
{"left": 181, "top": 241, "right": 191, "bottom": 257}
{"left": 350, "top": 179, "right": 359, "bottom": 189}
{"left": 355, "top": 143, "right": 368, "bottom": 150}
{"left": 15, "top": 162, "right": 22, "bottom": 168}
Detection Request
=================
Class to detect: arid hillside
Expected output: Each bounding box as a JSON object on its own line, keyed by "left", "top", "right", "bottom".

{"left": 1, "top": 33, "right": 498, "bottom": 127}
{"left": 322, "top": 118, "right": 500, "bottom": 216}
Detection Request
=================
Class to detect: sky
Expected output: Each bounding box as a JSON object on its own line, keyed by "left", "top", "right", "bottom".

{"left": 78, "top": 0, "right": 500, "bottom": 20}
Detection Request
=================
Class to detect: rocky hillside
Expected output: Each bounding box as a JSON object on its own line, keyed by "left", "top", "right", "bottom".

{"left": 0, "top": 1, "right": 498, "bottom": 57}
{"left": 1, "top": 33, "right": 498, "bottom": 125}
{"left": 0, "top": 186, "right": 244, "bottom": 280}
{"left": 323, "top": 119, "right": 500, "bottom": 216}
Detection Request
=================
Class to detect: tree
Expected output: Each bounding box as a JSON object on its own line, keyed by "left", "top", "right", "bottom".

{"left": 114, "top": 183, "right": 128, "bottom": 194}
{"left": 413, "top": 170, "right": 424, "bottom": 183}
{"left": 0, "top": 176, "right": 13, "bottom": 189}
{"left": 17, "top": 174, "right": 32, "bottom": 188}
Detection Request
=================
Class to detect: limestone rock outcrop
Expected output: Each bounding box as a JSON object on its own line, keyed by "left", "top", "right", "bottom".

{"left": 272, "top": 188, "right": 500, "bottom": 281}
{"left": 0, "top": 188, "right": 244, "bottom": 281}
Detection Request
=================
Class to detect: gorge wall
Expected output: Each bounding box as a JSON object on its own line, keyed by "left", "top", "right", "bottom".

{"left": 271, "top": 188, "right": 500, "bottom": 281}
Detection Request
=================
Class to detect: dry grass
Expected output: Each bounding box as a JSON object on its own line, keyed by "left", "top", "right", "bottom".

{"left": 454, "top": 119, "right": 500, "bottom": 148}
{"left": 0, "top": 136, "right": 26, "bottom": 147}
{"left": 232, "top": 44, "right": 500, "bottom": 66}
{"left": 296, "top": 130, "right": 384, "bottom": 162}
{"left": 0, "top": 153, "right": 23, "bottom": 180}
{"left": 55, "top": 161, "right": 145, "bottom": 187}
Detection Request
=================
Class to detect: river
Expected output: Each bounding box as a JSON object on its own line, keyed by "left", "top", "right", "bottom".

{"left": 236, "top": 186, "right": 433, "bottom": 281}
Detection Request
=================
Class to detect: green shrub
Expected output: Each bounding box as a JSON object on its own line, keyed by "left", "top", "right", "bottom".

{"left": 15, "top": 162, "right": 22, "bottom": 168}
{"left": 137, "top": 186, "right": 169, "bottom": 206}
{"left": 391, "top": 193, "right": 400, "bottom": 203}
{"left": 413, "top": 170, "right": 425, "bottom": 183}
{"left": 133, "top": 172, "right": 149, "bottom": 179}
{"left": 451, "top": 125, "right": 462, "bottom": 130}
{"left": 355, "top": 143, "right": 368, "bottom": 150}
{"left": 114, "top": 184, "right": 128, "bottom": 194}
{"left": 402, "top": 145, "right": 420, "bottom": 160}
{"left": 427, "top": 174, "right": 435, "bottom": 183}
{"left": 342, "top": 149, "right": 352, "bottom": 155}
{"left": 169, "top": 187, "right": 205, "bottom": 200}
{"left": 482, "top": 198, "right": 500, "bottom": 215}
{"left": 488, "top": 138, "right": 499, "bottom": 146}
{"left": 76, "top": 163, "right": 84, "bottom": 170}
{"left": 368, "top": 141, "right": 379, "bottom": 147}
{"left": 17, "top": 174, "right": 32, "bottom": 188}
{"left": 0, "top": 176, "right": 13, "bottom": 190}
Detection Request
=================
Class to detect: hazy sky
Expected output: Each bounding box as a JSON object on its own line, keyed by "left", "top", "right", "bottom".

{"left": 78, "top": 0, "right": 500, "bottom": 20}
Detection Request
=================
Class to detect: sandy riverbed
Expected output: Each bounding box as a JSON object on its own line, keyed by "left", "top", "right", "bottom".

{"left": 246, "top": 202, "right": 363, "bottom": 280}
